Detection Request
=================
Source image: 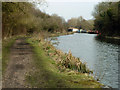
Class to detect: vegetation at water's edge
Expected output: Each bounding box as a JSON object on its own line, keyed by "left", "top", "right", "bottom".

{"left": 25, "top": 35, "right": 102, "bottom": 88}
{"left": 95, "top": 35, "right": 120, "bottom": 45}
{"left": 31, "top": 34, "right": 93, "bottom": 73}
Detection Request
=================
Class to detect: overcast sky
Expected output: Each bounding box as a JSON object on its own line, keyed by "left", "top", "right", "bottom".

{"left": 40, "top": 0, "right": 102, "bottom": 21}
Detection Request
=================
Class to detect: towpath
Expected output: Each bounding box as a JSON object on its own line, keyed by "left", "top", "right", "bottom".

{"left": 2, "top": 37, "right": 33, "bottom": 88}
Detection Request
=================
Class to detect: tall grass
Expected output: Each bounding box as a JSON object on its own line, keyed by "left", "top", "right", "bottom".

{"left": 27, "top": 34, "right": 102, "bottom": 88}
{"left": 31, "top": 33, "right": 92, "bottom": 74}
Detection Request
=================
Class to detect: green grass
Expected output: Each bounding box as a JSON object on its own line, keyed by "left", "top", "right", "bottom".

{"left": 2, "top": 37, "right": 17, "bottom": 74}
{"left": 26, "top": 38, "right": 103, "bottom": 88}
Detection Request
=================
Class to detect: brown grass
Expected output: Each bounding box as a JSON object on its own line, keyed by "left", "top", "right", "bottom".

{"left": 31, "top": 33, "right": 92, "bottom": 74}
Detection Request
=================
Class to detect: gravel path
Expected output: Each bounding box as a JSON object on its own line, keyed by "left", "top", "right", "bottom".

{"left": 2, "top": 37, "right": 33, "bottom": 88}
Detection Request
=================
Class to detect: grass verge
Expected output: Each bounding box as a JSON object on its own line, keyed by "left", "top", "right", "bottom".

{"left": 26, "top": 35, "right": 103, "bottom": 88}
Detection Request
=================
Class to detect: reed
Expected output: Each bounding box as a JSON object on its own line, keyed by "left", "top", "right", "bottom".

{"left": 26, "top": 34, "right": 103, "bottom": 88}
{"left": 31, "top": 33, "right": 92, "bottom": 74}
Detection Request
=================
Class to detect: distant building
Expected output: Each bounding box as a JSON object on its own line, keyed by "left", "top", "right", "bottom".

{"left": 68, "top": 27, "right": 79, "bottom": 32}
{"left": 80, "top": 29, "right": 87, "bottom": 33}
{"left": 80, "top": 29, "right": 83, "bottom": 32}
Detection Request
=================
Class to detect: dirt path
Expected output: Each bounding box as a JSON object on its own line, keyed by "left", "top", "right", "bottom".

{"left": 2, "top": 37, "right": 33, "bottom": 88}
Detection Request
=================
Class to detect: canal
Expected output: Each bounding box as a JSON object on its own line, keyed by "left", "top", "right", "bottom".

{"left": 51, "top": 33, "right": 119, "bottom": 88}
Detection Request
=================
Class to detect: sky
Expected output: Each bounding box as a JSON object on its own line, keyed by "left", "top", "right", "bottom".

{"left": 39, "top": 0, "right": 103, "bottom": 21}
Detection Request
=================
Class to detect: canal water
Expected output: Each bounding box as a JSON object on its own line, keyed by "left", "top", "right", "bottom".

{"left": 50, "top": 33, "right": 119, "bottom": 88}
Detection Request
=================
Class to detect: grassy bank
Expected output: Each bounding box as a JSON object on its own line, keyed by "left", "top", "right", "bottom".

{"left": 26, "top": 34, "right": 102, "bottom": 88}
{"left": 49, "top": 32, "right": 74, "bottom": 37}
{"left": 34, "top": 31, "right": 75, "bottom": 39}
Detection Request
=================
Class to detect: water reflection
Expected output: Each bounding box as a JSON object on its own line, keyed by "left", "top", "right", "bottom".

{"left": 51, "top": 33, "right": 119, "bottom": 88}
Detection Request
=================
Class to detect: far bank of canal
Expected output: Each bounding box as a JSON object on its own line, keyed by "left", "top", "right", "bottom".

{"left": 50, "top": 33, "right": 119, "bottom": 88}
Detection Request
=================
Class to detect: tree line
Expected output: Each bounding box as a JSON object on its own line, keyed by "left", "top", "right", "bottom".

{"left": 2, "top": 2, "right": 67, "bottom": 38}
{"left": 93, "top": 1, "right": 120, "bottom": 37}
{"left": 2, "top": 2, "right": 94, "bottom": 38}
{"left": 67, "top": 16, "right": 94, "bottom": 30}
